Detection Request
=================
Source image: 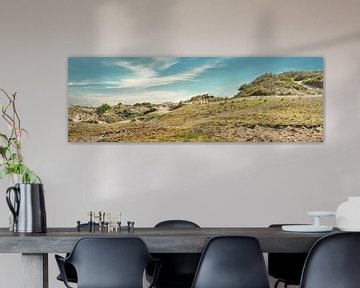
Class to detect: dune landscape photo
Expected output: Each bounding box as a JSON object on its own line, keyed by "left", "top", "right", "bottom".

{"left": 68, "top": 57, "right": 323, "bottom": 142}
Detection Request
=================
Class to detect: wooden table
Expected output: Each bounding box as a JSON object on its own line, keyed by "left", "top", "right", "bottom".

{"left": 0, "top": 227, "right": 338, "bottom": 288}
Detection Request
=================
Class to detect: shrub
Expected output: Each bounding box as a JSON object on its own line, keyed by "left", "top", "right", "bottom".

{"left": 95, "top": 103, "right": 111, "bottom": 116}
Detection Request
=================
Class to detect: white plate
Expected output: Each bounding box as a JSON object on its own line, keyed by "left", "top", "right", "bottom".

{"left": 307, "top": 211, "right": 336, "bottom": 217}
{"left": 282, "top": 225, "right": 333, "bottom": 232}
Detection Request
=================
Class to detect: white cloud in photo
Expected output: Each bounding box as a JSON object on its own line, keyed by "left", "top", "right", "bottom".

{"left": 116, "top": 60, "right": 225, "bottom": 89}
{"left": 69, "top": 58, "right": 227, "bottom": 90}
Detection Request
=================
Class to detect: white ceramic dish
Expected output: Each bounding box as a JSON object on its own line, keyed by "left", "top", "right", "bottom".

{"left": 282, "top": 225, "right": 333, "bottom": 233}
{"left": 307, "top": 211, "right": 336, "bottom": 217}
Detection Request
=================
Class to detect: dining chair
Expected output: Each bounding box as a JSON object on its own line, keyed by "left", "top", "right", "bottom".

{"left": 268, "top": 224, "right": 308, "bottom": 288}
{"left": 56, "top": 223, "right": 99, "bottom": 284}
{"left": 300, "top": 232, "right": 360, "bottom": 288}
{"left": 55, "top": 237, "right": 161, "bottom": 288}
{"left": 191, "top": 236, "right": 270, "bottom": 288}
{"left": 146, "top": 220, "right": 201, "bottom": 288}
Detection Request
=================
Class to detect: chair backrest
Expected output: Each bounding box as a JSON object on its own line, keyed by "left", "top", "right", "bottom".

{"left": 191, "top": 236, "right": 270, "bottom": 288}
{"left": 268, "top": 224, "right": 308, "bottom": 285}
{"left": 67, "top": 237, "right": 154, "bottom": 288}
{"left": 300, "top": 232, "right": 360, "bottom": 288}
{"left": 150, "top": 220, "right": 201, "bottom": 286}
{"left": 155, "top": 220, "right": 200, "bottom": 228}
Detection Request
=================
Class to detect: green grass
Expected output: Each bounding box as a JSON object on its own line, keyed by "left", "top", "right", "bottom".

{"left": 68, "top": 95, "right": 323, "bottom": 142}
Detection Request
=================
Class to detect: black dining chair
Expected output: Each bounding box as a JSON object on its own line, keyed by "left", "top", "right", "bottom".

{"left": 146, "top": 220, "right": 201, "bottom": 288}
{"left": 268, "top": 224, "right": 308, "bottom": 288}
{"left": 300, "top": 232, "right": 360, "bottom": 288}
{"left": 55, "top": 237, "right": 161, "bottom": 288}
{"left": 56, "top": 223, "right": 99, "bottom": 284}
{"left": 191, "top": 236, "right": 270, "bottom": 288}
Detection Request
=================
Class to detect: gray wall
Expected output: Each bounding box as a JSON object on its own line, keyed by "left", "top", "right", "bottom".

{"left": 1, "top": 0, "right": 360, "bottom": 287}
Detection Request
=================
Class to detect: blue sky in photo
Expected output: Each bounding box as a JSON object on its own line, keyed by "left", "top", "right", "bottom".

{"left": 68, "top": 57, "right": 323, "bottom": 106}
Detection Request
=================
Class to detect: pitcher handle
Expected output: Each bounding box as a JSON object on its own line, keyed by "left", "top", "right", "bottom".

{"left": 6, "top": 186, "right": 20, "bottom": 224}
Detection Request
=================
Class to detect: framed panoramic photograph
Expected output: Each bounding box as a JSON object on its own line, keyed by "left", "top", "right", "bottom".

{"left": 68, "top": 57, "right": 323, "bottom": 142}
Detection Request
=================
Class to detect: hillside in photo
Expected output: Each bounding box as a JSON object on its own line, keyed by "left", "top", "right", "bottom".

{"left": 235, "top": 71, "right": 323, "bottom": 97}
{"left": 68, "top": 70, "right": 323, "bottom": 142}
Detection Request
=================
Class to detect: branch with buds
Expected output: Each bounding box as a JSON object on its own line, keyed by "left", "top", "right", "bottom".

{"left": 0, "top": 88, "right": 40, "bottom": 183}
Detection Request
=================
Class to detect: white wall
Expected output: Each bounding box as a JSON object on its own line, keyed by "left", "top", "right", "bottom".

{"left": 1, "top": 0, "right": 360, "bottom": 287}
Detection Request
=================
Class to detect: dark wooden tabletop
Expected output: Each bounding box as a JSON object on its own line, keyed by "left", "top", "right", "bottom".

{"left": 0, "top": 227, "right": 339, "bottom": 253}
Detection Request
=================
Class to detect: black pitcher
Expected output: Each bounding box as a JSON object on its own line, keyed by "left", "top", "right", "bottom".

{"left": 6, "top": 183, "right": 47, "bottom": 233}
